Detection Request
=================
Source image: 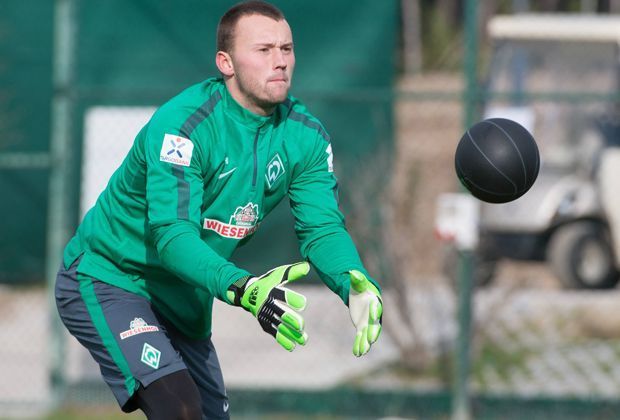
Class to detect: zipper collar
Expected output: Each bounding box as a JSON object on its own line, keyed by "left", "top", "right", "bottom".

{"left": 220, "top": 80, "right": 274, "bottom": 131}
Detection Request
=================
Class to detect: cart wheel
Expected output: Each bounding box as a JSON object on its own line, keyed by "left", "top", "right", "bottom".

{"left": 548, "top": 221, "right": 619, "bottom": 289}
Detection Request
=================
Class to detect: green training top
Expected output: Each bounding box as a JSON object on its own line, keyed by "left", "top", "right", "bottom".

{"left": 64, "top": 77, "right": 375, "bottom": 338}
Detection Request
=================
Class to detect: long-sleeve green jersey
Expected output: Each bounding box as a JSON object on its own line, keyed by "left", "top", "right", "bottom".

{"left": 64, "top": 78, "right": 375, "bottom": 338}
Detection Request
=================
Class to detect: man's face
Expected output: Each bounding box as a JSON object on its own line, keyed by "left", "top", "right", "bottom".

{"left": 227, "top": 14, "right": 295, "bottom": 115}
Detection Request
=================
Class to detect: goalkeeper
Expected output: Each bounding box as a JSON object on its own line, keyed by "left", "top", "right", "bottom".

{"left": 54, "top": 1, "right": 382, "bottom": 419}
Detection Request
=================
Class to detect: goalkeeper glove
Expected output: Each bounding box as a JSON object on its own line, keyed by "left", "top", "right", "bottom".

{"left": 227, "top": 262, "right": 309, "bottom": 351}
{"left": 348, "top": 270, "right": 383, "bottom": 357}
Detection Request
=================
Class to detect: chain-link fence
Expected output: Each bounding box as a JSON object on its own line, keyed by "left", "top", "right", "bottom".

{"left": 5, "top": 2, "right": 620, "bottom": 419}
{"left": 3, "top": 75, "right": 620, "bottom": 420}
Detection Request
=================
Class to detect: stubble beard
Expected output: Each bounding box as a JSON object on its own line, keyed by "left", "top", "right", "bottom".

{"left": 236, "top": 73, "right": 289, "bottom": 115}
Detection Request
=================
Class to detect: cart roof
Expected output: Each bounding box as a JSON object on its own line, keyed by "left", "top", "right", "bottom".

{"left": 489, "top": 13, "right": 620, "bottom": 43}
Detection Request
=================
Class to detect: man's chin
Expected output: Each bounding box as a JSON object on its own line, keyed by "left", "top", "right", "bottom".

{"left": 268, "top": 85, "right": 290, "bottom": 101}
{"left": 264, "top": 94, "right": 289, "bottom": 107}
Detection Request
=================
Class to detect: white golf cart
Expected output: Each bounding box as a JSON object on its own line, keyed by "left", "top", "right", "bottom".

{"left": 460, "top": 14, "right": 620, "bottom": 289}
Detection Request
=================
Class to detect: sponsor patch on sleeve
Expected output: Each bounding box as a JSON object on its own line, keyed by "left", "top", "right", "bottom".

{"left": 160, "top": 134, "right": 194, "bottom": 167}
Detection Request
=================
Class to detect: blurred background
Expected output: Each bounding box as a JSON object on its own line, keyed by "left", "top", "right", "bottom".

{"left": 2, "top": 0, "right": 620, "bottom": 419}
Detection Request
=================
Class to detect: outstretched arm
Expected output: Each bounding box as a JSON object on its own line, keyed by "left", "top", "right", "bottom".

{"left": 288, "top": 134, "right": 382, "bottom": 356}
{"left": 144, "top": 116, "right": 250, "bottom": 302}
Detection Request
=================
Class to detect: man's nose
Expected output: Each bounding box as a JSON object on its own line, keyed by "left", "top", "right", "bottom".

{"left": 273, "top": 49, "right": 287, "bottom": 69}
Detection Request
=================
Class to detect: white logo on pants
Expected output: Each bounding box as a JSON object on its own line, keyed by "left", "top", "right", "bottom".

{"left": 140, "top": 343, "right": 161, "bottom": 369}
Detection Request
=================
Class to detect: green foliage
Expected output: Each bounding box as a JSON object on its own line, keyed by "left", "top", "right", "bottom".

{"left": 421, "top": 5, "right": 462, "bottom": 71}
{"left": 473, "top": 341, "right": 532, "bottom": 387}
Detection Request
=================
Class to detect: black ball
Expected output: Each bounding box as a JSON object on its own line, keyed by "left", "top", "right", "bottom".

{"left": 455, "top": 118, "right": 540, "bottom": 204}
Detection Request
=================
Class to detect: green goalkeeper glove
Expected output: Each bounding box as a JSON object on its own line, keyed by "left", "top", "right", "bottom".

{"left": 227, "top": 262, "right": 309, "bottom": 351}
{"left": 348, "top": 270, "right": 383, "bottom": 357}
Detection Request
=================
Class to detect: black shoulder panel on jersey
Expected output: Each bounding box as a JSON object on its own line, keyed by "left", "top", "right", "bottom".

{"left": 284, "top": 99, "right": 331, "bottom": 143}
{"left": 179, "top": 90, "right": 222, "bottom": 139}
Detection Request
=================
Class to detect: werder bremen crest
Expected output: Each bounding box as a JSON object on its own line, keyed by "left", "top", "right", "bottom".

{"left": 265, "top": 153, "right": 285, "bottom": 189}
{"left": 203, "top": 202, "right": 260, "bottom": 239}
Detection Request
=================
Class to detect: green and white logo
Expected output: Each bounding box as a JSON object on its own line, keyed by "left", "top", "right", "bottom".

{"left": 265, "top": 153, "right": 285, "bottom": 189}
{"left": 141, "top": 343, "right": 161, "bottom": 369}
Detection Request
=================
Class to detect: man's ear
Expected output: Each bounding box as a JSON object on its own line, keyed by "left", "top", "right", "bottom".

{"left": 215, "top": 51, "right": 234, "bottom": 77}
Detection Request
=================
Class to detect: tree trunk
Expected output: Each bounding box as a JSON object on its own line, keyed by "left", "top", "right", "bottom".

{"left": 401, "top": 0, "right": 423, "bottom": 74}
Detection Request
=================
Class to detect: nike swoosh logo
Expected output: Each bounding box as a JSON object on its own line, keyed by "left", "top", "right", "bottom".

{"left": 218, "top": 167, "right": 237, "bottom": 179}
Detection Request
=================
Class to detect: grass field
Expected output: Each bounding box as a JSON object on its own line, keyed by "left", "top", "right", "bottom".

{"left": 42, "top": 407, "right": 357, "bottom": 420}
{"left": 43, "top": 406, "right": 144, "bottom": 420}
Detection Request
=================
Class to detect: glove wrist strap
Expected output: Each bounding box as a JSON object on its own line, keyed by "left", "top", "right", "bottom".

{"left": 227, "top": 275, "right": 252, "bottom": 306}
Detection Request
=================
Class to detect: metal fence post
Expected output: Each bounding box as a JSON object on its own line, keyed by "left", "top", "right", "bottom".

{"left": 452, "top": 0, "right": 478, "bottom": 419}
{"left": 46, "top": 0, "right": 77, "bottom": 409}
